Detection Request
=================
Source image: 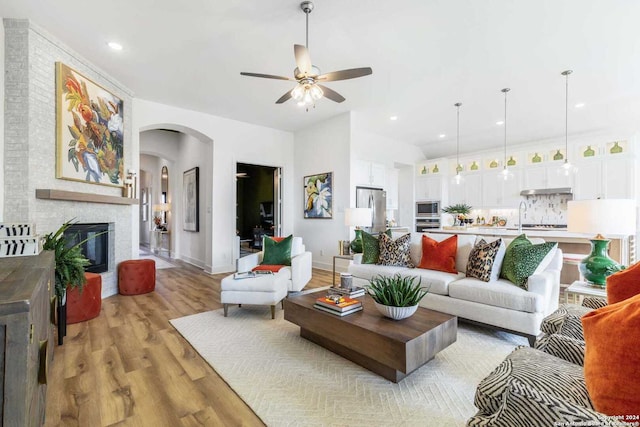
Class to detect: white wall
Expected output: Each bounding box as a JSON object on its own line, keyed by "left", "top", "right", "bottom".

{"left": 0, "top": 20, "right": 4, "bottom": 221}
{"left": 133, "top": 99, "right": 295, "bottom": 273}
{"left": 294, "top": 113, "right": 352, "bottom": 270}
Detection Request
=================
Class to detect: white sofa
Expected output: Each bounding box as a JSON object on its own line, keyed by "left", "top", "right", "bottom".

{"left": 348, "top": 232, "right": 562, "bottom": 345}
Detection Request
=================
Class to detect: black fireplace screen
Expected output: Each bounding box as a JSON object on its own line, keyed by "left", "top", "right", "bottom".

{"left": 64, "top": 223, "right": 109, "bottom": 273}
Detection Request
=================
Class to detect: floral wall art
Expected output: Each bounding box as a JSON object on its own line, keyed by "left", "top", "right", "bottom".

{"left": 56, "top": 62, "right": 124, "bottom": 186}
{"left": 304, "top": 172, "right": 333, "bottom": 218}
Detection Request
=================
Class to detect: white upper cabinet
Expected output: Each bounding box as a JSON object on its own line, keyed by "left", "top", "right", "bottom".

{"left": 354, "top": 160, "right": 386, "bottom": 188}
{"left": 573, "top": 140, "right": 635, "bottom": 200}
{"left": 415, "top": 176, "right": 443, "bottom": 201}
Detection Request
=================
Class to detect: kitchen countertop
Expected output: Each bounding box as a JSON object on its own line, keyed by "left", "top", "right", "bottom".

{"left": 431, "top": 227, "right": 632, "bottom": 239}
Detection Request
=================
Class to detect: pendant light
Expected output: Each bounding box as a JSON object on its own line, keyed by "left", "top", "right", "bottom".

{"left": 558, "top": 70, "right": 578, "bottom": 176}
{"left": 498, "top": 88, "right": 513, "bottom": 181}
{"left": 452, "top": 102, "right": 464, "bottom": 185}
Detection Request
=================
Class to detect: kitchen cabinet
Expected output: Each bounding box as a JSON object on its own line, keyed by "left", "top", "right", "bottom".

{"left": 446, "top": 174, "right": 482, "bottom": 208}
{"left": 415, "top": 176, "right": 443, "bottom": 201}
{"left": 0, "top": 251, "right": 55, "bottom": 426}
{"left": 354, "top": 160, "right": 385, "bottom": 188}
{"left": 523, "top": 165, "right": 573, "bottom": 190}
{"left": 574, "top": 155, "right": 635, "bottom": 200}
{"left": 482, "top": 169, "right": 523, "bottom": 208}
{"left": 573, "top": 161, "right": 602, "bottom": 200}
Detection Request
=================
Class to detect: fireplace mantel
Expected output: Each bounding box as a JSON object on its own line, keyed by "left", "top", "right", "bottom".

{"left": 36, "top": 189, "right": 139, "bottom": 205}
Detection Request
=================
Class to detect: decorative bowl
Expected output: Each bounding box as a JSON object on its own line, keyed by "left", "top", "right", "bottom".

{"left": 374, "top": 302, "right": 418, "bottom": 320}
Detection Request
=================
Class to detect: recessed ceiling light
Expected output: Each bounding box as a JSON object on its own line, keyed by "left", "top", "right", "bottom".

{"left": 439, "top": 134, "right": 446, "bottom": 138}
{"left": 389, "top": 116, "right": 398, "bottom": 121}
{"left": 108, "top": 42, "right": 123, "bottom": 51}
{"left": 496, "top": 121, "right": 504, "bottom": 126}
{"left": 574, "top": 103, "right": 585, "bottom": 108}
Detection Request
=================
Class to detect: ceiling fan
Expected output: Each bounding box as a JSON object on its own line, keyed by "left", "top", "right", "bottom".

{"left": 240, "top": 1, "right": 372, "bottom": 109}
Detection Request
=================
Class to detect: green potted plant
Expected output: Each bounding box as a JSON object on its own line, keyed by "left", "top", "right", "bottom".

{"left": 43, "top": 220, "right": 98, "bottom": 344}
{"left": 442, "top": 203, "right": 472, "bottom": 226}
{"left": 366, "top": 274, "right": 430, "bottom": 320}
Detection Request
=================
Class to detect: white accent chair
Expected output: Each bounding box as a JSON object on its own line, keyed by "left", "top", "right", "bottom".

{"left": 221, "top": 237, "right": 312, "bottom": 318}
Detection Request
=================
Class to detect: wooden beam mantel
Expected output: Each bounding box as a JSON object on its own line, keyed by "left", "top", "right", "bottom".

{"left": 36, "top": 189, "right": 139, "bottom": 205}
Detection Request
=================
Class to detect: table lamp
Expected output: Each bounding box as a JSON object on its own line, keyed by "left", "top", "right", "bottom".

{"left": 345, "top": 208, "right": 373, "bottom": 254}
{"left": 567, "top": 199, "right": 636, "bottom": 286}
{"left": 153, "top": 203, "right": 171, "bottom": 229}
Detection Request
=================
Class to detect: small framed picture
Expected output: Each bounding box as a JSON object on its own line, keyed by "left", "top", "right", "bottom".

{"left": 183, "top": 167, "right": 199, "bottom": 231}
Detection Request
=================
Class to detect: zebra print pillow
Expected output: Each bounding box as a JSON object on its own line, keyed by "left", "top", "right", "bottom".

{"left": 534, "top": 333, "right": 585, "bottom": 366}
{"left": 473, "top": 347, "right": 593, "bottom": 416}
{"left": 540, "top": 304, "right": 592, "bottom": 337}
{"left": 467, "top": 378, "right": 615, "bottom": 427}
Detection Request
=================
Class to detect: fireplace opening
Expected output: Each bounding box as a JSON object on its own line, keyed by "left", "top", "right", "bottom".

{"left": 64, "top": 223, "right": 109, "bottom": 274}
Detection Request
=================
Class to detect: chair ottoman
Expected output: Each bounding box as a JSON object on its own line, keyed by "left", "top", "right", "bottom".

{"left": 220, "top": 272, "right": 288, "bottom": 319}
{"left": 66, "top": 272, "right": 102, "bottom": 324}
{"left": 118, "top": 259, "right": 156, "bottom": 295}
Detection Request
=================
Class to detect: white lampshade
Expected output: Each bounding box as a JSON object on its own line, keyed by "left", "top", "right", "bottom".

{"left": 345, "top": 208, "right": 372, "bottom": 227}
{"left": 567, "top": 199, "right": 636, "bottom": 236}
{"left": 153, "top": 203, "right": 171, "bottom": 212}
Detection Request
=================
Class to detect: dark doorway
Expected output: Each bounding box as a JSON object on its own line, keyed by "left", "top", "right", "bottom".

{"left": 236, "top": 163, "right": 280, "bottom": 254}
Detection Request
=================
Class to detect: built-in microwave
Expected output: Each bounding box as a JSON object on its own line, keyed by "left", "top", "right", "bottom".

{"left": 416, "top": 200, "right": 440, "bottom": 217}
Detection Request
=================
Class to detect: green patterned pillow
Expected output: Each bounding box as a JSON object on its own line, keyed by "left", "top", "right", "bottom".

{"left": 501, "top": 234, "right": 557, "bottom": 289}
{"left": 361, "top": 230, "right": 392, "bottom": 264}
{"left": 261, "top": 235, "right": 293, "bottom": 266}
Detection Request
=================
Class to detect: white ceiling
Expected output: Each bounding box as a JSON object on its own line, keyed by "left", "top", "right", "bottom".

{"left": 2, "top": 0, "right": 640, "bottom": 158}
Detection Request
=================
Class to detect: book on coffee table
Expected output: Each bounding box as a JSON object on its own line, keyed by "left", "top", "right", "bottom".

{"left": 328, "top": 286, "right": 366, "bottom": 298}
{"left": 313, "top": 304, "right": 363, "bottom": 317}
{"left": 315, "top": 296, "right": 362, "bottom": 312}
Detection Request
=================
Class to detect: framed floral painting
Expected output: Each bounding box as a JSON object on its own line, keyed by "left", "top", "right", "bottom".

{"left": 183, "top": 167, "right": 199, "bottom": 232}
{"left": 304, "top": 172, "right": 333, "bottom": 218}
{"left": 56, "top": 62, "right": 124, "bottom": 186}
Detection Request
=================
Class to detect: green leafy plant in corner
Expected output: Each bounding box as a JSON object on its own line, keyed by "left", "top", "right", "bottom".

{"left": 366, "top": 274, "right": 430, "bottom": 307}
{"left": 442, "top": 203, "right": 472, "bottom": 215}
{"left": 42, "top": 220, "right": 91, "bottom": 299}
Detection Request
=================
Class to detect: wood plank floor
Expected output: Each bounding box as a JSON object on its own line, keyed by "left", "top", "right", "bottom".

{"left": 44, "top": 259, "right": 331, "bottom": 427}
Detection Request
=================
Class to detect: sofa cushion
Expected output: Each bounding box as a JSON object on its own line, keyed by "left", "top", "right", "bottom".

{"left": 468, "top": 378, "right": 608, "bottom": 427}
{"left": 378, "top": 233, "right": 413, "bottom": 267}
{"left": 466, "top": 238, "right": 503, "bottom": 282}
{"left": 474, "top": 236, "right": 507, "bottom": 282}
{"left": 500, "top": 234, "right": 557, "bottom": 289}
{"left": 582, "top": 293, "right": 640, "bottom": 416}
{"left": 361, "top": 230, "right": 391, "bottom": 264}
{"left": 473, "top": 346, "right": 593, "bottom": 416}
{"left": 425, "top": 232, "right": 477, "bottom": 273}
{"left": 418, "top": 234, "right": 457, "bottom": 273}
{"left": 262, "top": 235, "right": 292, "bottom": 265}
{"left": 348, "top": 263, "right": 411, "bottom": 282}
{"left": 403, "top": 268, "right": 461, "bottom": 296}
{"left": 606, "top": 260, "right": 640, "bottom": 304}
{"left": 448, "top": 278, "right": 543, "bottom": 313}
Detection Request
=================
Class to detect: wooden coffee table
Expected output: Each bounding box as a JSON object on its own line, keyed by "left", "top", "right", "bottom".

{"left": 284, "top": 292, "right": 457, "bottom": 382}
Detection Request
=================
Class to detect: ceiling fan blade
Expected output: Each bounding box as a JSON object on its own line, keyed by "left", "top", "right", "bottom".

{"left": 294, "top": 44, "right": 312, "bottom": 75}
{"left": 317, "top": 67, "right": 373, "bottom": 82}
{"left": 275, "top": 90, "right": 293, "bottom": 104}
{"left": 240, "top": 72, "right": 293, "bottom": 81}
{"left": 317, "top": 85, "right": 345, "bottom": 103}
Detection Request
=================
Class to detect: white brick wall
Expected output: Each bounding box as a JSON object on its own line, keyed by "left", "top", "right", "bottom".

{"left": 4, "top": 19, "right": 135, "bottom": 297}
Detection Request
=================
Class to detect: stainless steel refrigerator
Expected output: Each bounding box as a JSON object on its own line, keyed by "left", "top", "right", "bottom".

{"left": 356, "top": 186, "right": 387, "bottom": 232}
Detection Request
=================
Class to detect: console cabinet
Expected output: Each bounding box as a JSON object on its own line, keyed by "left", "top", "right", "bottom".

{"left": 0, "top": 251, "right": 55, "bottom": 426}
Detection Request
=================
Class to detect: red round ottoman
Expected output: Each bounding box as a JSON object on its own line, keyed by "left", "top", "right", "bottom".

{"left": 67, "top": 272, "right": 102, "bottom": 324}
{"left": 118, "top": 259, "right": 156, "bottom": 295}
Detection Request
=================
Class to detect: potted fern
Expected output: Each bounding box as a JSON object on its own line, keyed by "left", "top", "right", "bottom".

{"left": 367, "top": 274, "right": 430, "bottom": 320}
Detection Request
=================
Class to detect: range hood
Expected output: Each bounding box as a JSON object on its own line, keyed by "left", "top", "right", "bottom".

{"left": 520, "top": 187, "right": 573, "bottom": 196}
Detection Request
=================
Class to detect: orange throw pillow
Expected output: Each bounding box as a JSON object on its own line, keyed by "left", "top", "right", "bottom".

{"left": 252, "top": 264, "right": 284, "bottom": 273}
{"left": 418, "top": 234, "right": 457, "bottom": 273}
{"left": 582, "top": 293, "right": 640, "bottom": 416}
{"left": 606, "top": 261, "right": 640, "bottom": 304}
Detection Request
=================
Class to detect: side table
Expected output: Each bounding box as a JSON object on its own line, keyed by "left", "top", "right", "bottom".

{"left": 332, "top": 254, "right": 354, "bottom": 286}
{"left": 565, "top": 280, "right": 606, "bottom": 304}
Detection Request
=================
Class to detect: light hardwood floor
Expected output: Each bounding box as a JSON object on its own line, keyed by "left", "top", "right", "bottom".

{"left": 44, "top": 259, "right": 331, "bottom": 426}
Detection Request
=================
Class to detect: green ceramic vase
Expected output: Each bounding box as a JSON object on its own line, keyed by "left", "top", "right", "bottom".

{"left": 579, "top": 239, "right": 624, "bottom": 286}
{"left": 350, "top": 229, "right": 363, "bottom": 253}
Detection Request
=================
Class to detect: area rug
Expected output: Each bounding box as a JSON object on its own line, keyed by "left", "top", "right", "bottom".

{"left": 170, "top": 307, "right": 526, "bottom": 427}
{"left": 139, "top": 254, "right": 175, "bottom": 269}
